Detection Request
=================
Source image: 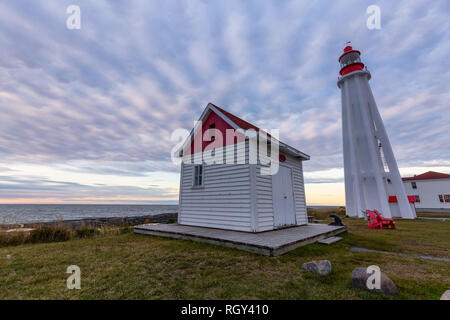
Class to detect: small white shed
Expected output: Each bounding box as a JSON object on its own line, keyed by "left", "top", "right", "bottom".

{"left": 177, "top": 103, "right": 310, "bottom": 233}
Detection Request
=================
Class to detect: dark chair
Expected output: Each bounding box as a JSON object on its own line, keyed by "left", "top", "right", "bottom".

{"left": 329, "top": 214, "right": 345, "bottom": 226}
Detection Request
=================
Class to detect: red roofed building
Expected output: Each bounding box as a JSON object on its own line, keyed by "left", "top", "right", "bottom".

{"left": 402, "top": 171, "right": 450, "bottom": 212}
{"left": 402, "top": 171, "right": 450, "bottom": 181}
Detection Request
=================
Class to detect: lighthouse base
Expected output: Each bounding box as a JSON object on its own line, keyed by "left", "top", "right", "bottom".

{"left": 388, "top": 196, "right": 417, "bottom": 218}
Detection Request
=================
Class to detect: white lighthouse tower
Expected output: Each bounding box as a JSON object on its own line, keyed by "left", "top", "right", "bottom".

{"left": 337, "top": 45, "right": 415, "bottom": 219}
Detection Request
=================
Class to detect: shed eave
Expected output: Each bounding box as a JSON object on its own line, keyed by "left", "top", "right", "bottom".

{"left": 279, "top": 143, "right": 310, "bottom": 161}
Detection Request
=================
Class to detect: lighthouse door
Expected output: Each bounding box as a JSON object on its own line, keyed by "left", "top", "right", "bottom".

{"left": 272, "top": 165, "right": 296, "bottom": 228}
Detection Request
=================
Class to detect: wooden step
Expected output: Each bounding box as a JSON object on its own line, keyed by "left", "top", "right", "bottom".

{"left": 318, "top": 236, "right": 342, "bottom": 245}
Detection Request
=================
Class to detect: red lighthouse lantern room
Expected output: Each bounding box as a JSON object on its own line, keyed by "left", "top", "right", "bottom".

{"left": 338, "top": 45, "right": 365, "bottom": 76}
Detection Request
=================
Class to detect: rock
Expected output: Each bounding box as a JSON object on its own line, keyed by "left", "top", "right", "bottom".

{"left": 351, "top": 267, "right": 398, "bottom": 294}
{"left": 301, "top": 260, "right": 332, "bottom": 276}
{"left": 440, "top": 290, "right": 450, "bottom": 300}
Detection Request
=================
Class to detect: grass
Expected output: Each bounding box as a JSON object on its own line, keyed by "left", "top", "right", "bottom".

{"left": 0, "top": 224, "right": 130, "bottom": 247}
{"left": 0, "top": 211, "right": 448, "bottom": 300}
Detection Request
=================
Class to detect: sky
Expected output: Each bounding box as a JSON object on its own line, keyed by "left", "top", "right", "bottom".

{"left": 0, "top": 0, "right": 449, "bottom": 205}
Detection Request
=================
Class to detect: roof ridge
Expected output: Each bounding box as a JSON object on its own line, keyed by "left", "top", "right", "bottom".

{"left": 402, "top": 170, "right": 450, "bottom": 181}
{"left": 209, "top": 103, "right": 260, "bottom": 132}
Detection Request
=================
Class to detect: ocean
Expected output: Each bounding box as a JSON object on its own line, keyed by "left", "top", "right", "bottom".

{"left": 0, "top": 204, "right": 179, "bottom": 225}
{"left": 0, "top": 204, "right": 339, "bottom": 225}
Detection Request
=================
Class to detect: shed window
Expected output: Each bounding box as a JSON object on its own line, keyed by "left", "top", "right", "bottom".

{"left": 414, "top": 195, "right": 420, "bottom": 203}
{"left": 438, "top": 195, "right": 444, "bottom": 203}
{"left": 411, "top": 182, "right": 417, "bottom": 189}
{"left": 445, "top": 195, "right": 450, "bottom": 203}
{"left": 193, "top": 165, "right": 203, "bottom": 187}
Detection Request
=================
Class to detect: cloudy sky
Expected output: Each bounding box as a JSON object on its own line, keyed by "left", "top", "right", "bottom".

{"left": 0, "top": 0, "right": 449, "bottom": 205}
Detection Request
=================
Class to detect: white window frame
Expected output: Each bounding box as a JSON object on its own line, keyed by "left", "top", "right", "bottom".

{"left": 192, "top": 164, "right": 204, "bottom": 187}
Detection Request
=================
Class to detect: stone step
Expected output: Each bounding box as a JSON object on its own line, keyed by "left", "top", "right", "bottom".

{"left": 318, "top": 236, "right": 342, "bottom": 245}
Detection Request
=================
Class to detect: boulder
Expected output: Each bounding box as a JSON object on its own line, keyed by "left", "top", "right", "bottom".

{"left": 301, "top": 260, "right": 332, "bottom": 276}
{"left": 440, "top": 290, "right": 450, "bottom": 300}
{"left": 351, "top": 267, "right": 398, "bottom": 294}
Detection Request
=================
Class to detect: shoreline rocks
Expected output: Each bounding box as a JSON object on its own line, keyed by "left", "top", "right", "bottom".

{"left": 0, "top": 212, "right": 178, "bottom": 229}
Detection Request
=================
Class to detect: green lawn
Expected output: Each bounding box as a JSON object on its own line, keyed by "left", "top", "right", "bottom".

{"left": 0, "top": 217, "right": 449, "bottom": 300}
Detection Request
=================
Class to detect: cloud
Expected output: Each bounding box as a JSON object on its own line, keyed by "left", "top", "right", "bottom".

{"left": 0, "top": 171, "right": 178, "bottom": 203}
{"left": 0, "top": 0, "right": 448, "bottom": 203}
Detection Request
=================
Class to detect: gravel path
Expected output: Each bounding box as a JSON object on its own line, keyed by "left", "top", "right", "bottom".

{"left": 350, "top": 246, "right": 450, "bottom": 263}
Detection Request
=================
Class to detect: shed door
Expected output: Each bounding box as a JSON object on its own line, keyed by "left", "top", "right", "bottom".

{"left": 272, "top": 166, "right": 296, "bottom": 228}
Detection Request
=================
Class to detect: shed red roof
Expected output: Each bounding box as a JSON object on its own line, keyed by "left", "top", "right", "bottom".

{"left": 179, "top": 103, "right": 310, "bottom": 160}
{"left": 211, "top": 103, "right": 261, "bottom": 132}
{"left": 402, "top": 171, "right": 450, "bottom": 181}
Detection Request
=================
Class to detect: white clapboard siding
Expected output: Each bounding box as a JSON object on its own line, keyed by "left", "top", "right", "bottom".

{"left": 179, "top": 138, "right": 307, "bottom": 232}
{"left": 183, "top": 141, "right": 247, "bottom": 165}
{"left": 179, "top": 162, "right": 253, "bottom": 232}
{"left": 255, "top": 150, "right": 276, "bottom": 232}
{"left": 255, "top": 164, "right": 274, "bottom": 232}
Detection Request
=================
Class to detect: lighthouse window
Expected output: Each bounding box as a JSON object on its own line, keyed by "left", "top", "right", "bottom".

{"left": 340, "top": 53, "right": 361, "bottom": 68}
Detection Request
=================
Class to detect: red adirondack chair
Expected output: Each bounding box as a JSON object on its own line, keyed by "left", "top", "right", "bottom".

{"left": 374, "top": 210, "right": 396, "bottom": 229}
{"left": 366, "top": 210, "right": 383, "bottom": 229}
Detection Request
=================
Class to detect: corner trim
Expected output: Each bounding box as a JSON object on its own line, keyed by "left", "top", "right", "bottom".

{"left": 249, "top": 164, "right": 258, "bottom": 232}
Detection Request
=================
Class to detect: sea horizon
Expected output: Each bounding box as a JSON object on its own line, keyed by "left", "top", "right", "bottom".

{"left": 0, "top": 203, "right": 342, "bottom": 206}
{"left": 0, "top": 203, "right": 342, "bottom": 225}
{"left": 0, "top": 203, "right": 179, "bottom": 225}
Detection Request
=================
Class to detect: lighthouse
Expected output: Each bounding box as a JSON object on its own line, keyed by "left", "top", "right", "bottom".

{"left": 337, "top": 45, "right": 416, "bottom": 219}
